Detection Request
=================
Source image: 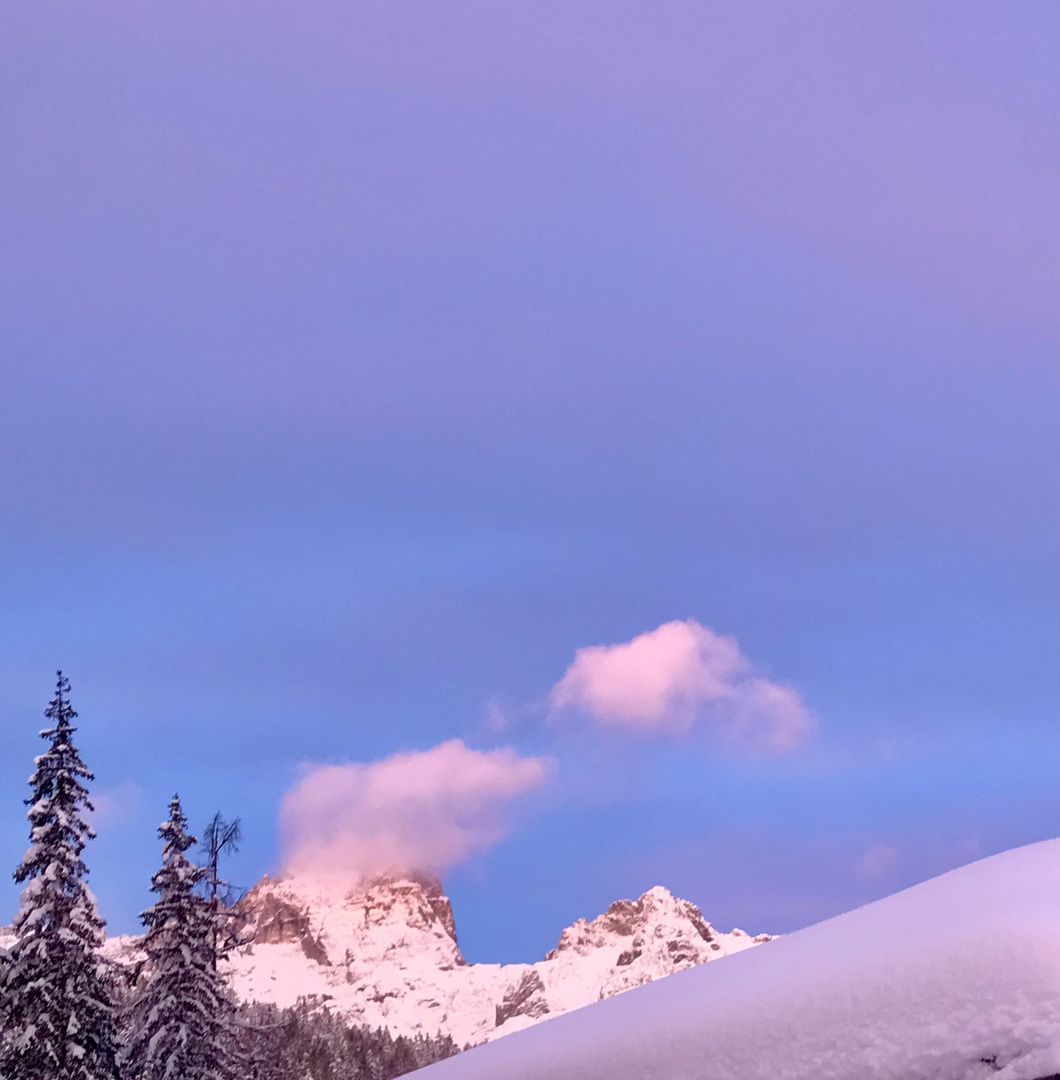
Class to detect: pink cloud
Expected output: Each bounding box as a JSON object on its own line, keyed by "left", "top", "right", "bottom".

{"left": 549, "top": 619, "right": 813, "bottom": 751}
{"left": 279, "top": 740, "right": 552, "bottom": 881}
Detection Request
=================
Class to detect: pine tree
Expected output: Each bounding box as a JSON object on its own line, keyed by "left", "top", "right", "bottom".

{"left": 229, "top": 1001, "right": 461, "bottom": 1080}
{"left": 123, "top": 794, "right": 234, "bottom": 1080}
{"left": 0, "top": 671, "right": 120, "bottom": 1080}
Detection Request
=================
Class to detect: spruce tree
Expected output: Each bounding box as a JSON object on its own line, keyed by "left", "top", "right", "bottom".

{"left": 123, "top": 795, "right": 234, "bottom": 1080}
{"left": 0, "top": 671, "right": 120, "bottom": 1080}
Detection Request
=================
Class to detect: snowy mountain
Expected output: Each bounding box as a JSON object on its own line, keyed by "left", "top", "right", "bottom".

{"left": 415, "top": 840, "right": 1060, "bottom": 1080}
{"left": 1, "top": 869, "right": 769, "bottom": 1048}
{"left": 223, "top": 871, "right": 770, "bottom": 1046}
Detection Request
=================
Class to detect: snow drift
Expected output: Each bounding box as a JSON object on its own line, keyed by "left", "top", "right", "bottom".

{"left": 415, "top": 839, "right": 1060, "bottom": 1080}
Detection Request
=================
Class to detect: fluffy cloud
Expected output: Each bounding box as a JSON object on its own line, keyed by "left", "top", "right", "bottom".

{"left": 279, "top": 739, "right": 552, "bottom": 881}
{"left": 549, "top": 619, "right": 813, "bottom": 751}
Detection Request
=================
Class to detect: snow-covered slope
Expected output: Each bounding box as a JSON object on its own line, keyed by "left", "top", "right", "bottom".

{"left": 225, "top": 872, "right": 768, "bottom": 1046}
{"left": 415, "top": 839, "right": 1060, "bottom": 1080}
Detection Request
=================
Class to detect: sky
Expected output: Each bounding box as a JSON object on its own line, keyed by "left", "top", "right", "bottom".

{"left": 1, "top": 2, "right": 1058, "bottom": 963}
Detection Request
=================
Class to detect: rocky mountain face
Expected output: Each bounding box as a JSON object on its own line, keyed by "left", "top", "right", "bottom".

{"left": 227, "top": 872, "right": 772, "bottom": 1046}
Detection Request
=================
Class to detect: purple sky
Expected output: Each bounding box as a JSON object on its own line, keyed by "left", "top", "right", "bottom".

{"left": 2, "top": 2, "right": 1058, "bottom": 962}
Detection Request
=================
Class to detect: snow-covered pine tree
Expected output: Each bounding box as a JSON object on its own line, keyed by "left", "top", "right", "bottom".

{"left": 0, "top": 671, "right": 120, "bottom": 1080}
{"left": 123, "top": 795, "right": 235, "bottom": 1080}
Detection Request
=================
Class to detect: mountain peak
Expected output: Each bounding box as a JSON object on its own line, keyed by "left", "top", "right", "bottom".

{"left": 240, "top": 868, "right": 464, "bottom": 969}
{"left": 545, "top": 883, "right": 741, "bottom": 965}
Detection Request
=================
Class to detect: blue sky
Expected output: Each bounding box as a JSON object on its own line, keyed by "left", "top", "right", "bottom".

{"left": 1, "top": 2, "right": 1057, "bottom": 963}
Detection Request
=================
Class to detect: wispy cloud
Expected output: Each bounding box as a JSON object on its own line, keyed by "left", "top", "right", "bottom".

{"left": 483, "top": 697, "right": 513, "bottom": 734}
{"left": 89, "top": 779, "right": 143, "bottom": 828}
{"left": 549, "top": 619, "right": 813, "bottom": 752}
{"left": 279, "top": 740, "right": 552, "bottom": 881}
{"left": 856, "top": 843, "right": 901, "bottom": 880}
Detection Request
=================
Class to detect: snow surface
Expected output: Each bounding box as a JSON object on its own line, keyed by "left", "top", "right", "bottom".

{"left": 414, "top": 840, "right": 1060, "bottom": 1080}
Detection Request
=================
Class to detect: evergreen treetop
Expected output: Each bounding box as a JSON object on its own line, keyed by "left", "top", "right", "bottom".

{"left": 124, "top": 794, "right": 236, "bottom": 1080}
{"left": 1, "top": 671, "right": 119, "bottom": 1080}
{"left": 14, "top": 671, "right": 102, "bottom": 939}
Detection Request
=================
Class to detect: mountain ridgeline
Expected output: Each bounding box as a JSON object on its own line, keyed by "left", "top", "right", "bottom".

{"left": 224, "top": 868, "right": 772, "bottom": 1046}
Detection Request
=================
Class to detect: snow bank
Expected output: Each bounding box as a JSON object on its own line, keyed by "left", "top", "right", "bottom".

{"left": 415, "top": 839, "right": 1060, "bottom": 1080}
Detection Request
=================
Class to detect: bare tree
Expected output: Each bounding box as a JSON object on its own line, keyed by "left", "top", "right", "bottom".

{"left": 200, "top": 812, "right": 243, "bottom": 969}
